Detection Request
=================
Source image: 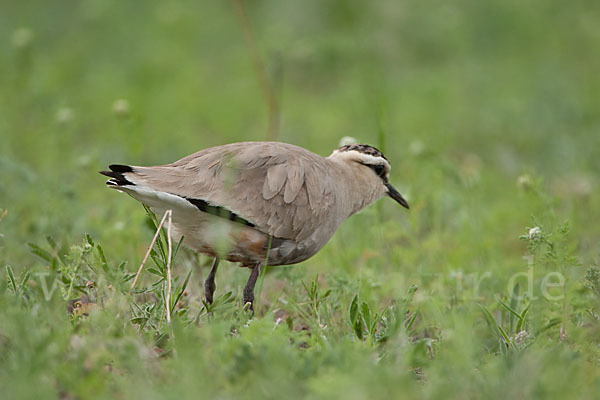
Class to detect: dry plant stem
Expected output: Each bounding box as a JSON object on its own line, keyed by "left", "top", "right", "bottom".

{"left": 129, "top": 210, "right": 170, "bottom": 293}
{"left": 231, "top": 0, "right": 280, "bottom": 140}
{"left": 165, "top": 210, "right": 173, "bottom": 324}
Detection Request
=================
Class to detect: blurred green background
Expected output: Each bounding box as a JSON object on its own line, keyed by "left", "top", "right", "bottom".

{"left": 1, "top": 0, "right": 600, "bottom": 399}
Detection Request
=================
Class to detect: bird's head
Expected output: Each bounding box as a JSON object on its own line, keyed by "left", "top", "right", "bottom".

{"left": 329, "top": 143, "right": 410, "bottom": 209}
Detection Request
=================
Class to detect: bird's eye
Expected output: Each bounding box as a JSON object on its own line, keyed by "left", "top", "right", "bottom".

{"left": 373, "top": 165, "right": 385, "bottom": 177}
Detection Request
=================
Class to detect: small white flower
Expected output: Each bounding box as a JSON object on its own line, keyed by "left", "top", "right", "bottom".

{"left": 70, "top": 334, "right": 86, "bottom": 351}
{"left": 77, "top": 155, "right": 91, "bottom": 167}
{"left": 11, "top": 27, "right": 34, "bottom": 48}
{"left": 114, "top": 221, "right": 125, "bottom": 230}
{"left": 339, "top": 136, "right": 358, "bottom": 146}
{"left": 517, "top": 174, "right": 532, "bottom": 189}
{"left": 112, "top": 99, "right": 130, "bottom": 117}
{"left": 409, "top": 140, "right": 425, "bottom": 156}
{"left": 513, "top": 330, "right": 530, "bottom": 345}
{"left": 55, "top": 107, "right": 75, "bottom": 124}
{"left": 528, "top": 227, "right": 542, "bottom": 240}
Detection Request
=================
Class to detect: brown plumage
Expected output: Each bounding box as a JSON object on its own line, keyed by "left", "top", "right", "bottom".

{"left": 100, "top": 141, "right": 409, "bottom": 310}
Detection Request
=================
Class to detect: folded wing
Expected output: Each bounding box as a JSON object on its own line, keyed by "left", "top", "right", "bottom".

{"left": 120, "top": 142, "right": 336, "bottom": 242}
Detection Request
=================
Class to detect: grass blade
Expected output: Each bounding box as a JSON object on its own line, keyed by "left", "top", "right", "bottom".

{"left": 171, "top": 267, "right": 193, "bottom": 315}
{"left": 479, "top": 303, "right": 508, "bottom": 343}
{"left": 6, "top": 265, "right": 17, "bottom": 293}
{"left": 496, "top": 296, "right": 523, "bottom": 323}
{"left": 28, "top": 243, "right": 53, "bottom": 263}
{"left": 515, "top": 303, "right": 531, "bottom": 332}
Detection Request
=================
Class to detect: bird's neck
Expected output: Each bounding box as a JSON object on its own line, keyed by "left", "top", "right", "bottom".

{"left": 332, "top": 159, "right": 386, "bottom": 217}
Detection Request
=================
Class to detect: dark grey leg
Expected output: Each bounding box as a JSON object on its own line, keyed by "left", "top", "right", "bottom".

{"left": 243, "top": 263, "right": 263, "bottom": 312}
{"left": 204, "top": 258, "right": 219, "bottom": 304}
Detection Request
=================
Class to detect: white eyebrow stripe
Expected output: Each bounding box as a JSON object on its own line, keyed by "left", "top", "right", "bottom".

{"left": 330, "top": 150, "right": 390, "bottom": 165}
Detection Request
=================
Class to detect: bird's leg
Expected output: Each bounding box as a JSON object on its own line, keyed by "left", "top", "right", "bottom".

{"left": 204, "top": 257, "right": 220, "bottom": 304}
{"left": 243, "top": 263, "right": 263, "bottom": 312}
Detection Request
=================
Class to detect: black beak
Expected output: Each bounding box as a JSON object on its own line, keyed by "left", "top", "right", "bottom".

{"left": 385, "top": 183, "right": 410, "bottom": 209}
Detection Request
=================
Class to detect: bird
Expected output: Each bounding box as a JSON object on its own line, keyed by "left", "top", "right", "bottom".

{"left": 100, "top": 141, "right": 409, "bottom": 310}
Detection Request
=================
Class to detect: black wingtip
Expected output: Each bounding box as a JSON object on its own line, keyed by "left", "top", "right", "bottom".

{"left": 99, "top": 167, "right": 135, "bottom": 186}
{"left": 109, "top": 164, "right": 133, "bottom": 173}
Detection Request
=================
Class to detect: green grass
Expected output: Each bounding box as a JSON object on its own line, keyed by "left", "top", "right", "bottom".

{"left": 1, "top": 0, "right": 600, "bottom": 398}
